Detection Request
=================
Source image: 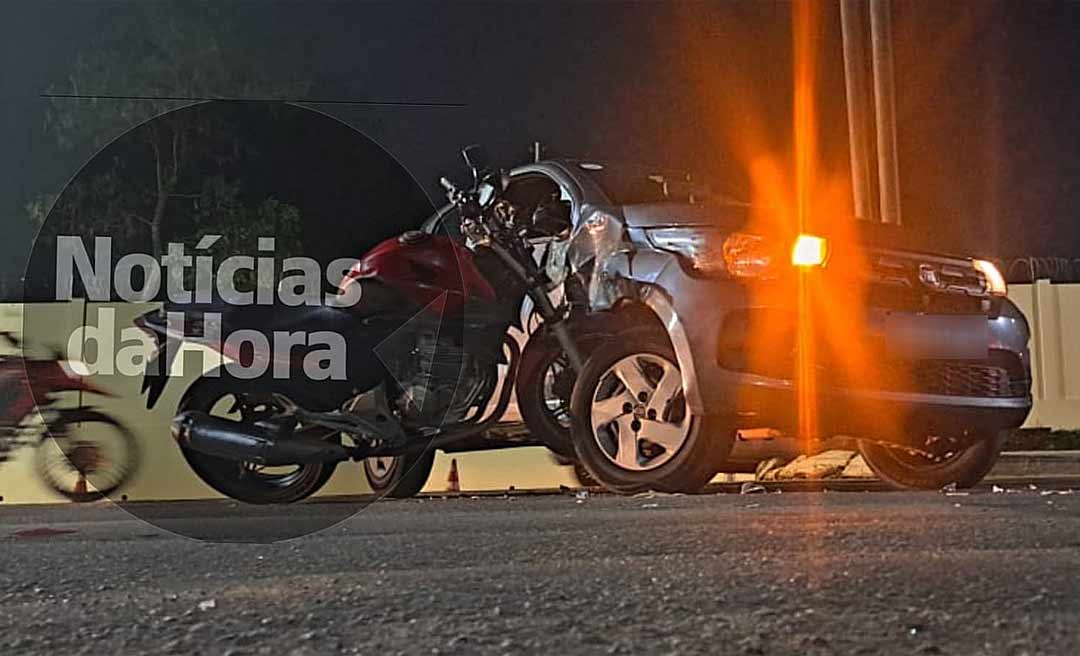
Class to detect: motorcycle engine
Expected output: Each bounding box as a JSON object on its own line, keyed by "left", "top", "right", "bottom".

{"left": 394, "top": 332, "right": 495, "bottom": 425}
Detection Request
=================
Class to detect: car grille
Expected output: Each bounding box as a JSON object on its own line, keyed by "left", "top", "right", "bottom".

{"left": 829, "top": 348, "right": 1029, "bottom": 398}
{"left": 820, "top": 358, "right": 1029, "bottom": 399}
{"left": 863, "top": 250, "right": 992, "bottom": 314}
{"left": 907, "top": 361, "right": 1027, "bottom": 398}
{"left": 720, "top": 317, "right": 1031, "bottom": 399}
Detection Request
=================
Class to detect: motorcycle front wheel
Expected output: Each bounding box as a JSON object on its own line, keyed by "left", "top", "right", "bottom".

{"left": 518, "top": 331, "right": 648, "bottom": 494}
{"left": 363, "top": 450, "right": 435, "bottom": 498}
{"left": 178, "top": 377, "right": 339, "bottom": 504}
{"left": 516, "top": 331, "right": 605, "bottom": 458}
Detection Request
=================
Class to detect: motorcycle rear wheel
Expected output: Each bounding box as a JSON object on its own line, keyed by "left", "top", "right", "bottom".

{"left": 178, "top": 377, "right": 339, "bottom": 504}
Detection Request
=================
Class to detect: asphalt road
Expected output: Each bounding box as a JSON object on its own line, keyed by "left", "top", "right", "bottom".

{"left": 2, "top": 488, "right": 1080, "bottom": 655}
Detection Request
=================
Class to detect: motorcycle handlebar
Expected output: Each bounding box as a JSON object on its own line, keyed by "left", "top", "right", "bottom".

{"left": 439, "top": 166, "right": 585, "bottom": 373}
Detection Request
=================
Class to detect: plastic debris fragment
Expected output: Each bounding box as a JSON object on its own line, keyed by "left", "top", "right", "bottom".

{"left": 740, "top": 482, "right": 767, "bottom": 495}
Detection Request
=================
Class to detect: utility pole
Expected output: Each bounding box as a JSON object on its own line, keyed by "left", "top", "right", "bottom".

{"left": 840, "top": 0, "right": 901, "bottom": 225}
{"left": 870, "top": 0, "right": 902, "bottom": 225}
{"left": 840, "top": 0, "right": 874, "bottom": 223}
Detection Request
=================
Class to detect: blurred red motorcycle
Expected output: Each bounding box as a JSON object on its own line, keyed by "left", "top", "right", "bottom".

{"left": 0, "top": 331, "right": 138, "bottom": 502}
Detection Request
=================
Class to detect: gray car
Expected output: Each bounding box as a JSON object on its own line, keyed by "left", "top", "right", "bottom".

{"left": 500, "top": 157, "right": 1032, "bottom": 492}
{"left": 374, "top": 157, "right": 1031, "bottom": 495}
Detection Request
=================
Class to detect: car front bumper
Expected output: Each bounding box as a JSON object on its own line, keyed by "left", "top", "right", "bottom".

{"left": 635, "top": 253, "right": 1033, "bottom": 440}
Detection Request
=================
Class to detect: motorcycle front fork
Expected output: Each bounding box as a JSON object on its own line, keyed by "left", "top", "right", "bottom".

{"left": 485, "top": 240, "right": 586, "bottom": 373}
{"left": 547, "top": 321, "right": 585, "bottom": 373}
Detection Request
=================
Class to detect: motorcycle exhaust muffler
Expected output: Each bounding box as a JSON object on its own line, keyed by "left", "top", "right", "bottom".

{"left": 171, "top": 411, "right": 349, "bottom": 466}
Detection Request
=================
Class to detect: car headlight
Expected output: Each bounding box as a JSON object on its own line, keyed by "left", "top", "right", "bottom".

{"left": 645, "top": 228, "right": 777, "bottom": 278}
{"left": 972, "top": 259, "right": 1007, "bottom": 296}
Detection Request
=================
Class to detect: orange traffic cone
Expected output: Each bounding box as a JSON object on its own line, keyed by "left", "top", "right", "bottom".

{"left": 73, "top": 473, "right": 88, "bottom": 497}
{"left": 446, "top": 458, "right": 460, "bottom": 493}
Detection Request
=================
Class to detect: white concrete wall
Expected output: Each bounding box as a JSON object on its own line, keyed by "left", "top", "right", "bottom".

{"left": 1009, "top": 281, "right": 1080, "bottom": 429}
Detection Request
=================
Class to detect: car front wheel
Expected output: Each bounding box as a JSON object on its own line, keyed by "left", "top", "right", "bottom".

{"left": 569, "top": 332, "right": 732, "bottom": 494}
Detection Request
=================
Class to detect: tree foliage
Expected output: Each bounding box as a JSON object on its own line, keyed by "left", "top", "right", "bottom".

{"left": 35, "top": 3, "right": 311, "bottom": 260}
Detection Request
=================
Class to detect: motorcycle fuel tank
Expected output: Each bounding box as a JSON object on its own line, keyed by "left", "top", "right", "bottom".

{"left": 341, "top": 231, "right": 497, "bottom": 316}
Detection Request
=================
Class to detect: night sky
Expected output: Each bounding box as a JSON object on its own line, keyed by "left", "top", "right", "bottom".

{"left": 3, "top": 1, "right": 1080, "bottom": 299}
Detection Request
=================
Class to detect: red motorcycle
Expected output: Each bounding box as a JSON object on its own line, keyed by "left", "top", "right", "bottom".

{"left": 135, "top": 146, "right": 584, "bottom": 503}
{"left": 0, "top": 331, "right": 139, "bottom": 502}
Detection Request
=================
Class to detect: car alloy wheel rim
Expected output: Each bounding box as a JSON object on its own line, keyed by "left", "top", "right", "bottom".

{"left": 590, "top": 353, "right": 692, "bottom": 472}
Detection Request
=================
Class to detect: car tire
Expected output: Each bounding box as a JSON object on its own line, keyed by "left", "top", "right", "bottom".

{"left": 363, "top": 450, "right": 436, "bottom": 498}
{"left": 571, "top": 462, "right": 600, "bottom": 488}
{"left": 858, "top": 431, "right": 1005, "bottom": 490}
{"left": 569, "top": 331, "right": 733, "bottom": 494}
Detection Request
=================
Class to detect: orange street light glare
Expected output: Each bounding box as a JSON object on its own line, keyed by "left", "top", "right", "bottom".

{"left": 791, "top": 234, "right": 828, "bottom": 267}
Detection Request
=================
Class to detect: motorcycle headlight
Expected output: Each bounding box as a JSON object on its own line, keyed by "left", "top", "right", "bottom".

{"left": 645, "top": 228, "right": 777, "bottom": 278}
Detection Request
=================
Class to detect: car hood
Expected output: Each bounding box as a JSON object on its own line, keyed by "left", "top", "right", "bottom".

{"left": 620, "top": 201, "right": 751, "bottom": 230}
{"left": 622, "top": 202, "right": 972, "bottom": 261}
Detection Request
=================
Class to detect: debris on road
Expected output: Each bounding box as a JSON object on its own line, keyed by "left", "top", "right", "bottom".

{"left": 740, "top": 482, "right": 767, "bottom": 495}
{"left": 840, "top": 454, "right": 875, "bottom": 478}
{"left": 757, "top": 450, "right": 858, "bottom": 481}
{"left": 755, "top": 457, "right": 786, "bottom": 479}
{"left": 940, "top": 482, "right": 971, "bottom": 496}
{"left": 197, "top": 599, "right": 217, "bottom": 612}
